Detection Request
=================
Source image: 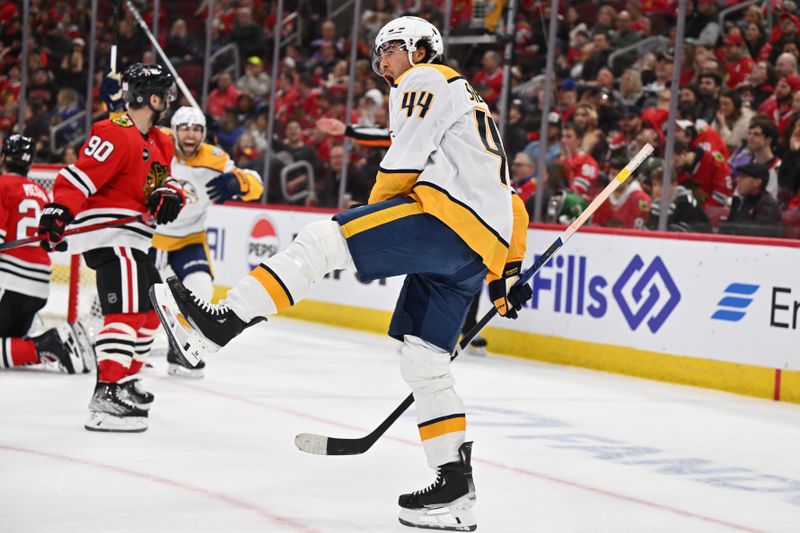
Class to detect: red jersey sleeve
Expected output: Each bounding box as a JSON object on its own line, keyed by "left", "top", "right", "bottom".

{"left": 0, "top": 183, "right": 8, "bottom": 243}
{"left": 53, "top": 121, "right": 129, "bottom": 214}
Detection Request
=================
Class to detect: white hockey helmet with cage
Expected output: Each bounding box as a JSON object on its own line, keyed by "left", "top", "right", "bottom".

{"left": 372, "top": 16, "right": 444, "bottom": 75}
{"left": 171, "top": 106, "right": 206, "bottom": 141}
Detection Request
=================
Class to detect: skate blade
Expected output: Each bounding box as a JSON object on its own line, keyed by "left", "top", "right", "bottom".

{"left": 398, "top": 496, "right": 477, "bottom": 532}
{"left": 149, "top": 284, "right": 216, "bottom": 367}
{"left": 70, "top": 322, "right": 96, "bottom": 373}
{"left": 168, "top": 363, "right": 205, "bottom": 379}
{"left": 84, "top": 411, "right": 148, "bottom": 433}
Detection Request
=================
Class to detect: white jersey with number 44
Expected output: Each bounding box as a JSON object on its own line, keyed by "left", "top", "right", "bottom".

{"left": 369, "top": 64, "right": 517, "bottom": 277}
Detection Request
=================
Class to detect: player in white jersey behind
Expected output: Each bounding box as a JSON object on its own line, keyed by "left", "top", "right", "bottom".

{"left": 151, "top": 16, "right": 531, "bottom": 531}
{"left": 150, "top": 107, "right": 263, "bottom": 377}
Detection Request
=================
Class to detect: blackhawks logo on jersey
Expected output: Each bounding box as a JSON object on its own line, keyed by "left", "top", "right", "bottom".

{"left": 144, "top": 161, "right": 169, "bottom": 199}
{"left": 111, "top": 115, "right": 133, "bottom": 128}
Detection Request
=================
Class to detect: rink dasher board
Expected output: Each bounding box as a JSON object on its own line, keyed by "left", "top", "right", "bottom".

{"left": 25, "top": 161, "right": 799, "bottom": 402}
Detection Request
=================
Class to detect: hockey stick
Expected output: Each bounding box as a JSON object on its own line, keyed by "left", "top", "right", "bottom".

{"left": 110, "top": 0, "right": 121, "bottom": 72}
{"left": 294, "top": 143, "right": 655, "bottom": 456}
{"left": 0, "top": 215, "right": 144, "bottom": 252}
{"left": 124, "top": 0, "right": 201, "bottom": 110}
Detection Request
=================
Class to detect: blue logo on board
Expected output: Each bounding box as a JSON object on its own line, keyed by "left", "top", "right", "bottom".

{"left": 529, "top": 254, "right": 680, "bottom": 333}
{"left": 711, "top": 283, "right": 759, "bottom": 322}
{"left": 612, "top": 256, "right": 681, "bottom": 333}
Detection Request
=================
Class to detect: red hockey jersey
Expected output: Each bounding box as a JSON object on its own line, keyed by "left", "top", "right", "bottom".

{"left": 678, "top": 149, "right": 733, "bottom": 207}
{"left": 0, "top": 174, "right": 51, "bottom": 298}
{"left": 53, "top": 114, "right": 174, "bottom": 252}
{"left": 562, "top": 152, "right": 600, "bottom": 197}
{"left": 592, "top": 180, "right": 651, "bottom": 229}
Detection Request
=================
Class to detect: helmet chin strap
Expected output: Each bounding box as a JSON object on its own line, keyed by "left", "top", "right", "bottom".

{"left": 147, "top": 96, "right": 167, "bottom": 127}
{"left": 407, "top": 48, "right": 417, "bottom": 68}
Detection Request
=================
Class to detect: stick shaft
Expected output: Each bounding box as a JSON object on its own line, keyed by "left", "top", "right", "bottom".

{"left": 124, "top": 0, "right": 200, "bottom": 110}
{"left": 0, "top": 215, "right": 143, "bottom": 251}
{"left": 300, "top": 143, "right": 655, "bottom": 456}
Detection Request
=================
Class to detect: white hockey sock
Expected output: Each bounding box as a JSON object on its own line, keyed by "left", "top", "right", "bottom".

{"left": 182, "top": 271, "right": 214, "bottom": 302}
{"left": 226, "top": 220, "right": 354, "bottom": 322}
{"left": 400, "top": 335, "right": 465, "bottom": 468}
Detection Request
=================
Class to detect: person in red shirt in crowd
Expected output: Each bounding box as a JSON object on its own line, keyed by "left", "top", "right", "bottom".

{"left": 768, "top": 11, "right": 800, "bottom": 61}
{"left": 510, "top": 152, "right": 537, "bottom": 203}
{"left": 592, "top": 157, "right": 652, "bottom": 229}
{"left": 472, "top": 50, "right": 502, "bottom": 108}
{"left": 676, "top": 113, "right": 730, "bottom": 159}
{"left": 722, "top": 28, "right": 754, "bottom": 90}
{"left": 559, "top": 122, "right": 600, "bottom": 198}
{"left": 758, "top": 73, "right": 800, "bottom": 125}
{"left": 207, "top": 72, "right": 241, "bottom": 120}
{"left": 673, "top": 139, "right": 733, "bottom": 207}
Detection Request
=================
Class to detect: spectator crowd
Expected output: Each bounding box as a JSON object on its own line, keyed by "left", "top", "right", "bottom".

{"left": 1, "top": 0, "right": 799, "bottom": 238}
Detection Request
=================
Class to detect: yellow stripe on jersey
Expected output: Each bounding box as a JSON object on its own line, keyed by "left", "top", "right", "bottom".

{"left": 507, "top": 194, "right": 529, "bottom": 265}
{"left": 394, "top": 63, "right": 463, "bottom": 86}
{"left": 411, "top": 184, "right": 509, "bottom": 277}
{"left": 368, "top": 169, "right": 421, "bottom": 204}
{"left": 339, "top": 201, "right": 422, "bottom": 238}
{"left": 418, "top": 414, "right": 466, "bottom": 442}
{"left": 151, "top": 231, "right": 207, "bottom": 251}
{"left": 249, "top": 264, "right": 293, "bottom": 311}
{"left": 182, "top": 143, "right": 231, "bottom": 172}
{"left": 234, "top": 168, "right": 264, "bottom": 201}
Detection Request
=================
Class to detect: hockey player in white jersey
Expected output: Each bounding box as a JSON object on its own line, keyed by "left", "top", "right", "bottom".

{"left": 151, "top": 106, "right": 263, "bottom": 377}
{"left": 151, "top": 16, "right": 531, "bottom": 531}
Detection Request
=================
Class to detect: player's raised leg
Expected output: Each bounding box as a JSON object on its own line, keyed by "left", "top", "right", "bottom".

{"left": 150, "top": 217, "right": 354, "bottom": 360}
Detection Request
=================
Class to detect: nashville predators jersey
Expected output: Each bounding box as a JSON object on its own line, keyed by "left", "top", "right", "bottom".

{"left": 369, "top": 63, "right": 527, "bottom": 277}
{"left": 153, "top": 143, "right": 263, "bottom": 250}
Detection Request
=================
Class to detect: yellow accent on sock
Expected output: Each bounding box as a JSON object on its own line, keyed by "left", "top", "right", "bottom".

{"left": 419, "top": 416, "right": 467, "bottom": 441}
{"left": 249, "top": 266, "right": 292, "bottom": 311}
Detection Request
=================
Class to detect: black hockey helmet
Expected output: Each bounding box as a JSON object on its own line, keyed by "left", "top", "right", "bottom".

{"left": 122, "top": 63, "right": 177, "bottom": 107}
{"left": 1, "top": 134, "right": 36, "bottom": 176}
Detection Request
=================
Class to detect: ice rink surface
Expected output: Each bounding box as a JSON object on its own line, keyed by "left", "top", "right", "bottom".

{"left": 2, "top": 317, "right": 799, "bottom": 533}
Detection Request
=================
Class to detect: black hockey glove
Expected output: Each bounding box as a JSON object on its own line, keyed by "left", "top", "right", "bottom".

{"left": 488, "top": 262, "right": 532, "bottom": 319}
{"left": 206, "top": 172, "right": 243, "bottom": 204}
{"left": 148, "top": 184, "right": 186, "bottom": 225}
{"left": 37, "top": 203, "right": 73, "bottom": 252}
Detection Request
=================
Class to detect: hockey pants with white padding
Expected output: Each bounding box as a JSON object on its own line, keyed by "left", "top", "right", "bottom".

{"left": 226, "top": 220, "right": 354, "bottom": 321}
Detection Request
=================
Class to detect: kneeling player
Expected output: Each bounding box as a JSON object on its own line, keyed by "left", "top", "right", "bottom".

{"left": 0, "top": 135, "right": 93, "bottom": 374}
{"left": 150, "top": 106, "right": 263, "bottom": 377}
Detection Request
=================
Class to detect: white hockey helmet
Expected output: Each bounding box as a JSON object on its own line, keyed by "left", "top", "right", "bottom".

{"left": 372, "top": 16, "right": 444, "bottom": 75}
{"left": 171, "top": 106, "right": 206, "bottom": 140}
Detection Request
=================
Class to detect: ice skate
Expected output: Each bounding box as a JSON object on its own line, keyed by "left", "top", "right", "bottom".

{"left": 118, "top": 377, "right": 154, "bottom": 410}
{"left": 167, "top": 344, "right": 205, "bottom": 378}
{"left": 70, "top": 321, "right": 96, "bottom": 372}
{"left": 33, "top": 324, "right": 91, "bottom": 374}
{"left": 85, "top": 381, "right": 148, "bottom": 432}
{"left": 150, "top": 276, "right": 261, "bottom": 365}
{"left": 465, "top": 336, "right": 487, "bottom": 357}
{"left": 398, "top": 442, "right": 477, "bottom": 531}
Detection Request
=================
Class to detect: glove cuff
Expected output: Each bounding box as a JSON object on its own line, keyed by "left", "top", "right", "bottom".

{"left": 503, "top": 261, "right": 522, "bottom": 278}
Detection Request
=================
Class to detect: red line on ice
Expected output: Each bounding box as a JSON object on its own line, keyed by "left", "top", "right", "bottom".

{"left": 0, "top": 443, "right": 322, "bottom": 533}
{"left": 170, "top": 379, "right": 769, "bottom": 533}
